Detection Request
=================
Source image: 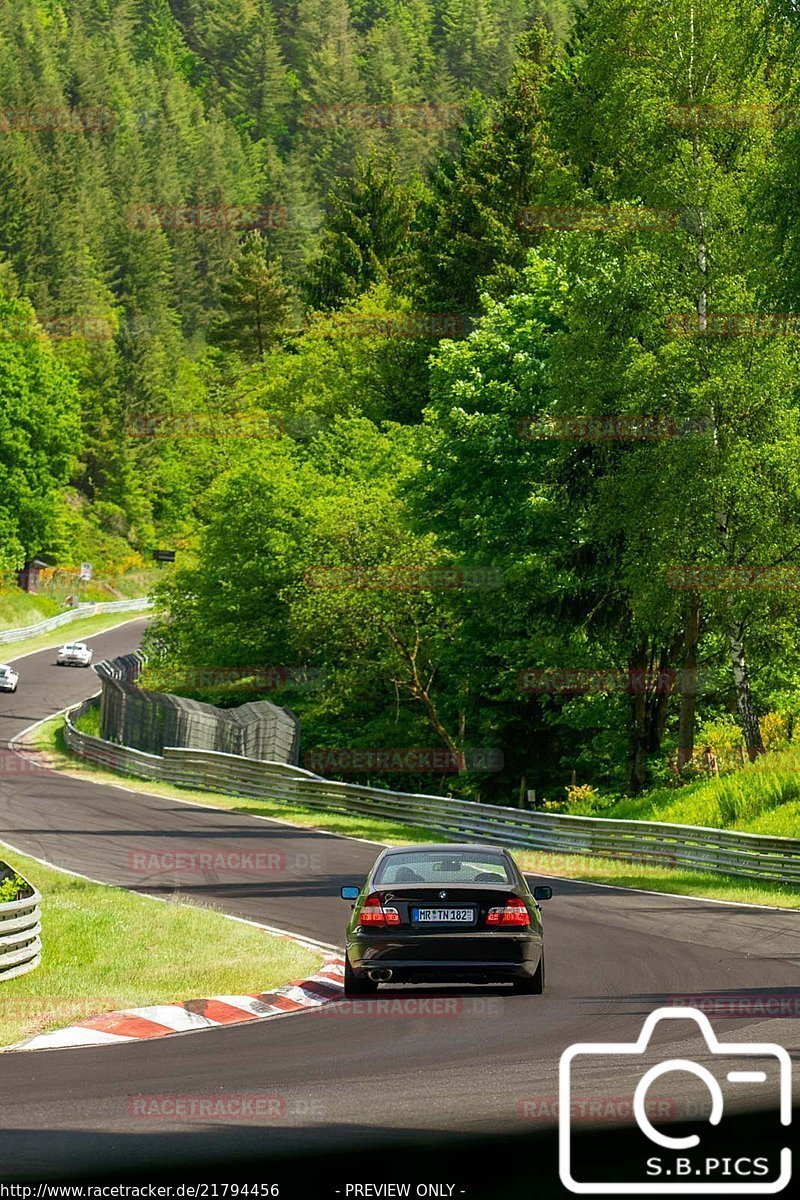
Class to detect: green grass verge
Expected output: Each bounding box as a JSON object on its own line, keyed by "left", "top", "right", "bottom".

{"left": 73, "top": 702, "right": 101, "bottom": 736}
{"left": 569, "top": 748, "right": 800, "bottom": 839}
{"left": 29, "top": 716, "right": 800, "bottom": 911}
{"left": 3, "top": 606, "right": 151, "bottom": 663}
{"left": 0, "top": 840, "right": 321, "bottom": 1049}
{"left": 0, "top": 590, "right": 62, "bottom": 628}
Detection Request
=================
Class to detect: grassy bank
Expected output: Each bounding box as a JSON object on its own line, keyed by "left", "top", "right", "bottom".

{"left": 563, "top": 748, "right": 800, "bottom": 839}
{"left": 29, "top": 716, "right": 800, "bottom": 911}
{"left": 0, "top": 569, "right": 161, "bottom": 626}
{"left": 0, "top": 841, "right": 321, "bottom": 1049}
{"left": 0, "top": 590, "right": 61, "bottom": 629}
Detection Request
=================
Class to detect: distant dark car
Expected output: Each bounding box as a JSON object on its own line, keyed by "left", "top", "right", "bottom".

{"left": 340, "top": 843, "right": 552, "bottom": 996}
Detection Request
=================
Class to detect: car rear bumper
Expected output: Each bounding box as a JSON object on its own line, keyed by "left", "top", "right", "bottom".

{"left": 347, "top": 931, "right": 542, "bottom": 982}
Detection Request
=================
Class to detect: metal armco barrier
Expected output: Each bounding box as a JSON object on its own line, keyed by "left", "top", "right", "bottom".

{"left": 0, "top": 865, "right": 42, "bottom": 982}
{"left": 0, "top": 597, "right": 153, "bottom": 645}
{"left": 62, "top": 697, "right": 800, "bottom": 887}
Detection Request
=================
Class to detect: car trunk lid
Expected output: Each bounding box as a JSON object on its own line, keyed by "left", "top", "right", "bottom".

{"left": 373, "top": 885, "right": 522, "bottom": 930}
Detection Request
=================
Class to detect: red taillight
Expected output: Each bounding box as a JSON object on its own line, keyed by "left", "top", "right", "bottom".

{"left": 486, "top": 897, "right": 530, "bottom": 927}
{"left": 359, "top": 894, "right": 401, "bottom": 926}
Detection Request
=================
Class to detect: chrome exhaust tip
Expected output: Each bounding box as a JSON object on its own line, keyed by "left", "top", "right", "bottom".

{"left": 368, "top": 969, "right": 392, "bottom": 982}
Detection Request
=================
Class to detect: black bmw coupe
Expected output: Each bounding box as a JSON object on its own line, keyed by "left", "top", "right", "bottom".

{"left": 340, "top": 843, "right": 552, "bottom": 996}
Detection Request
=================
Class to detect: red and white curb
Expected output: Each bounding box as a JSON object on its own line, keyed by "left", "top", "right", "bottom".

{"left": 9, "top": 956, "right": 345, "bottom": 1052}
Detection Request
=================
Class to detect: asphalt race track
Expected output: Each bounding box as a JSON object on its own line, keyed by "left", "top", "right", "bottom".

{"left": 1, "top": 619, "right": 800, "bottom": 1192}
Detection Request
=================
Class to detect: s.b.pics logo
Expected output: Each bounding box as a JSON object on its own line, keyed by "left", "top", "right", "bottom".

{"left": 559, "top": 1008, "right": 791, "bottom": 1194}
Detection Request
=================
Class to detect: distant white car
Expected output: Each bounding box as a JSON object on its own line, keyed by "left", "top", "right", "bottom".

{"left": 0, "top": 663, "right": 19, "bottom": 692}
{"left": 56, "top": 641, "right": 93, "bottom": 667}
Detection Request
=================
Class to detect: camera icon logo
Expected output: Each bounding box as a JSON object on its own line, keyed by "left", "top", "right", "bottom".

{"left": 559, "top": 1007, "right": 791, "bottom": 1194}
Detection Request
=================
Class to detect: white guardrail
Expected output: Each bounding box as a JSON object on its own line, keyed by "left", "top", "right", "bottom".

{"left": 0, "top": 866, "right": 42, "bottom": 983}
{"left": 0, "top": 597, "right": 153, "bottom": 645}
{"left": 63, "top": 697, "right": 800, "bottom": 887}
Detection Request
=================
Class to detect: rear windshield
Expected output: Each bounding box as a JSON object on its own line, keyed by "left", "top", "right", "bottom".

{"left": 374, "top": 850, "right": 513, "bottom": 885}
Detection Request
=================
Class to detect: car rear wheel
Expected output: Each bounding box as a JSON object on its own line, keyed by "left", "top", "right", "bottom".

{"left": 344, "top": 955, "right": 379, "bottom": 996}
{"left": 514, "top": 950, "right": 544, "bottom": 995}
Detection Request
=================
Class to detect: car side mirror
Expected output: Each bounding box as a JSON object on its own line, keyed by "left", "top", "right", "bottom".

{"left": 340, "top": 885, "right": 360, "bottom": 900}
{"left": 533, "top": 885, "right": 553, "bottom": 901}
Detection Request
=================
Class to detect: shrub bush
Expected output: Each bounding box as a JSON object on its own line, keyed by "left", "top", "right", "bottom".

{"left": 0, "top": 873, "right": 26, "bottom": 903}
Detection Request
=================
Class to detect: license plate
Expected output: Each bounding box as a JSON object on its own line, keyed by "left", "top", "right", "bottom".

{"left": 412, "top": 907, "right": 474, "bottom": 923}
